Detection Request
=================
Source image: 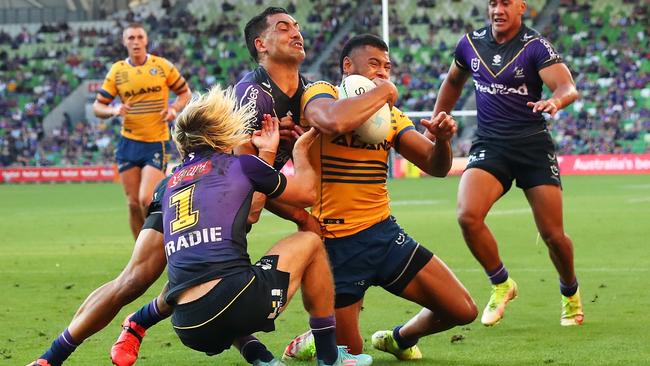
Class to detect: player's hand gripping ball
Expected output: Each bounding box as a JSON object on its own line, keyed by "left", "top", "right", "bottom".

{"left": 338, "top": 74, "right": 391, "bottom": 144}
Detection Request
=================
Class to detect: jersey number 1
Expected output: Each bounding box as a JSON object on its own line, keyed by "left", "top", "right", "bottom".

{"left": 169, "top": 184, "right": 199, "bottom": 234}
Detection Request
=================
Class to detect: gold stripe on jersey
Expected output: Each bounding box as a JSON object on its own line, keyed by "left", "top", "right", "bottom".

{"left": 98, "top": 55, "right": 187, "bottom": 142}
{"left": 300, "top": 80, "right": 415, "bottom": 238}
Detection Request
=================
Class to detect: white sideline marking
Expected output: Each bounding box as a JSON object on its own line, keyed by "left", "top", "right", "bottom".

{"left": 627, "top": 197, "right": 650, "bottom": 203}
{"left": 622, "top": 184, "right": 650, "bottom": 190}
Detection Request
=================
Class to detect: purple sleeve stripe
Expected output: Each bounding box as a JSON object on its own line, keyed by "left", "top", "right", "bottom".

{"left": 394, "top": 125, "right": 416, "bottom": 151}
{"left": 304, "top": 93, "right": 336, "bottom": 111}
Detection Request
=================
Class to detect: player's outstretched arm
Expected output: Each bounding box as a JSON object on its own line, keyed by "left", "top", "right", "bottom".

{"left": 304, "top": 79, "right": 397, "bottom": 135}
{"left": 162, "top": 86, "right": 192, "bottom": 122}
{"left": 430, "top": 62, "right": 470, "bottom": 122}
{"left": 527, "top": 63, "right": 578, "bottom": 117}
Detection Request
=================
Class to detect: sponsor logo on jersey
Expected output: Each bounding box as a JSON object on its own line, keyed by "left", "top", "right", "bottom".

{"left": 471, "top": 57, "right": 480, "bottom": 72}
{"left": 514, "top": 66, "right": 525, "bottom": 79}
{"left": 331, "top": 134, "right": 391, "bottom": 151}
{"left": 473, "top": 80, "right": 529, "bottom": 96}
{"left": 472, "top": 29, "right": 487, "bottom": 39}
{"left": 123, "top": 85, "right": 162, "bottom": 97}
{"left": 239, "top": 85, "right": 260, "bottom": 113}
{"left": 521, "top": 33, "right": 535, "bottom": 42}
{"left": 539, "top": 38, "right": 560, "bottom": 60}
{"left": 149, "top": 67, "right": 158, "bottom": 75}
{"left": 168, "top": 160, "right": 212, "bottom": 188}
{"left": 165, "top": 226, "right": 223, "bottom": 256}
{"left": 492, "top": 54, "right": 502, "bottom": 66}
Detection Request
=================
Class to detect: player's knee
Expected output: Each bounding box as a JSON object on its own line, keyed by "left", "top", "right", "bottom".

{"left": 297, "top": 231, "right": 323, "bottom": 253}
{"left": 457, "top": 208, "right": 483, "bottom": 231}
{"left": 540, "top": 230, "right": 569, "bottom": 248}
{"left": 455, "top": 300, "right": 478, "bottom": 325}
{"left": 127, "top": 199, "right": 141, "bottom": 214}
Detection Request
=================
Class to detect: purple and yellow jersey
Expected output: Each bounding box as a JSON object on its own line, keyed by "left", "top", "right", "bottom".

{"left": 454, "top": 25, "right": 563, "bottom": 138}
{"left": 300, "top": 81, "right": 415, "bottom": 238}
{"left": 235, "top": 67, "right": 310, "bottom": 169}
{"left": 96, "top": 54, "right": 188, "bottom": 142}
{"left": 162, "top": 150, "right": 287, "bottom": 302}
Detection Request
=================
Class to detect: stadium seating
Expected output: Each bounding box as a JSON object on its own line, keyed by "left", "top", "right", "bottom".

{"left": 0, "top": 0, "right": 647, "bottom": 167}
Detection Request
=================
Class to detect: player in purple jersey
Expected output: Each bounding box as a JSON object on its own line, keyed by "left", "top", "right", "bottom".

{"left": 234, "top": 7, "right": 320, "bottom": 234}
{"left": 165, "top": 85, "right": 372, "bottom": 366}
{"left": 432, "top": 0, "right": 583, "bottom": 326}
{"left": 105, "top": 7, "right": 319, "bottom": 366}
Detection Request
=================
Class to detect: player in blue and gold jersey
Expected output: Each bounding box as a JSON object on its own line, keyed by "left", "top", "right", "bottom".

{"left": 434, "top": 0, "right": 583, "bottom": 327}
{"left": 93, "top": 22, "right": 191, "bottom": 239}
{"left": 283, "top": 35, "right": 477, "bottom": 361}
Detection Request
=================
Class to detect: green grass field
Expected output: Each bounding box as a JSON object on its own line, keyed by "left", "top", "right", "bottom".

{"left": 1, "top": 175, "right": 649, "bottom": 365}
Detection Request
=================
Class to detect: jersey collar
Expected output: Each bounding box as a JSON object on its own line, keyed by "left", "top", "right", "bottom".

{"left": 126, "top": 54, "right": 150, "bottom": 66}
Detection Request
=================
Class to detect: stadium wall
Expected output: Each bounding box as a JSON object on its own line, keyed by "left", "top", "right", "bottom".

{"left": 2, "top": 154, "right": 649, "bottom": 184}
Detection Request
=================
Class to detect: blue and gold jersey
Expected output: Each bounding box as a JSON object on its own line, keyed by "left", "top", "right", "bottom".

{"left": 97, "top": 54, "right": 188, "bottom": 142}
{"left": 300, "top": 81, "right": 415, "bottom": 238}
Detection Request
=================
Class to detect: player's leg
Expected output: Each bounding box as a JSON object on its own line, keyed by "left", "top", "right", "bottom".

{"left": 268, "top": 231, "right": 371, "bottom": 366}
{"left": 373, "top": 254, "right": 477, "bottom": 359}
{"left": 524, "top": 184, "right": 583, "bottom": 325}
{"left": 138, "top": 165, "right": 165, "bottom": 211}
{"left": 30, "top": 229, "right": 167, "bottom": 366}
{"left": 457, "top": 168, "right": 518, "bottom": 326}
{"left": 120, "top": 166, "right": 144, "bottom": 239}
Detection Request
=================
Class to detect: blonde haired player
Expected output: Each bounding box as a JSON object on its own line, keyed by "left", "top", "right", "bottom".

{"left": 93, "top": 22, "right": 191, "bottom": 239}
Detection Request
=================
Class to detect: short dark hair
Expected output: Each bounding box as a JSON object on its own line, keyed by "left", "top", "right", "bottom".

{"left": 244, "top": 7, "right": 289, "bottom": 62}
{"left": 339, "top": 34, "right": 388, "bottom": 73}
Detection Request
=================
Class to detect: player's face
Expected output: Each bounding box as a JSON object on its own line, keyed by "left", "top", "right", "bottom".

{"left": 258, "top": 13, "right": 305, "bottom": 64}
{"left": 344, "top": 46, "right": 391, "bottom": 80}
{"left": 122, "top": 27, "right": 148, "bottom": 58}
{"left": 488, "top": 0, "right": 526, "bottom": 35}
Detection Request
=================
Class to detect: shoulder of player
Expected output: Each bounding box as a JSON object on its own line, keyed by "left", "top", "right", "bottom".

{"left": 390, "top": 106, "right": 412, "bottom": 124}
{"left": 304, "top": 80, "right": 337, "bottom": 93}
{"left": 148, "top": 54, "right": 176, "bottom": 69}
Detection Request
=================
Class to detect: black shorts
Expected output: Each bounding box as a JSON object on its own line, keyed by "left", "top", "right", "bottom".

{"left": 466, "top": 131, "right": 561, "bottom": 193}
{"left": 171, "top": 255, "right": 289, "bottom": 356}
{"left": 324, "top": 216, "right": 434, "bottom": 308}
{"left": 115, "top": 136, "right": 171, "bottom": 173}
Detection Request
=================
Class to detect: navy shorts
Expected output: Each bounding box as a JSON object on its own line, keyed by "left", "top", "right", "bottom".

{"left": 466, "top": 131, "right": 561, "bottom": 193}
{"left": 115, "top": 136, "right": 171, "bottom": 173}
{"left": 171, "top": 255, "right": 289, "bottom": 356}
{"left": 324, "top": 216, "right": 433, "bottom": 308}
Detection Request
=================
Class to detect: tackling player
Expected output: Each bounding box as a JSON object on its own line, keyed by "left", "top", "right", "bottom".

{"left": 93, "top": 22, "right": 191, "bottom": 240}
{"left": 163, "top": 85, "right": 372, "bottom": 366}
{"left": 283, "top": 34, "right": 477, "bottom": 361}
{"left": 434, "top": 0, "right": 583, "bottom": 327}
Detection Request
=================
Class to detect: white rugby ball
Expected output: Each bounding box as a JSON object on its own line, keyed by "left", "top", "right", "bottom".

{"left": 338, "top": 74, "right": 391, "bottom": 144}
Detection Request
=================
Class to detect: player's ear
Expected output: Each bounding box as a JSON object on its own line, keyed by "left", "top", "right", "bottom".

{"left": 519, "top": 0, "right": 527, "bottom": 15}
{"left": 255, "top": 37, "right": 266, "bottom": 57}
{"left": 342, "top": 56, "right": 353, "bottom": 75}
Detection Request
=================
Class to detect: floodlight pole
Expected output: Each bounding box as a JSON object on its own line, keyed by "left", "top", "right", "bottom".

{"left": 382, "top": 0, "right": 389, "bottom": 47}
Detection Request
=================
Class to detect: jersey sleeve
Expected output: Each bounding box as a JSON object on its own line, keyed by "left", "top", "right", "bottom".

{"left": 530, "top": 37, "right": 563, "bottom": 70}
{"left": 235, "top": 82, "right": 275, "bottom": 131}
{"left": 141, "top": 176, "right": 169, "bottom": 233}
{"left": 97, "top": 63, "right": 118, "bottom": 104}
{"left": 163, "top": 58, "right": 188, "bottom": 95}
{"left": 299, "top": 81, "right": 338, "bottom": 127}
{"left": 390, "top": 107, "right": 416, "bottom": 151}
{"left": 239, "top": 154, "right": 287, "bottom": 198}
{"left": 453, "top": 35, "right": 469, "bottom": 70}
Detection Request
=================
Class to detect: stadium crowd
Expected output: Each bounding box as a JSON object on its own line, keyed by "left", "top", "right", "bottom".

{"left": 0, "top": 0, "right": 647, "bottom": 168}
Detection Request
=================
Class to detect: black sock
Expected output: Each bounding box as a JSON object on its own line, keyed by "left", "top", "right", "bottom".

{"left": 560, "top": 278, "right": 578, "bottom": 297}
{"left": 486, "top": 263, "right": 509, "bottom": 285}
{"left": 237, "top": 335, "right": 273, "bottom": 363}
{"left": 40, "top": 329, "right": 80, "bottom": 366}
{"left": 130, "top": 298, "right": 165, "bottom": 329}
{"left": 392, "top": 325, "right": 418, "bottom": 349}
{"left": 310, "top": 315, "right": 337, "bottom": 365}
